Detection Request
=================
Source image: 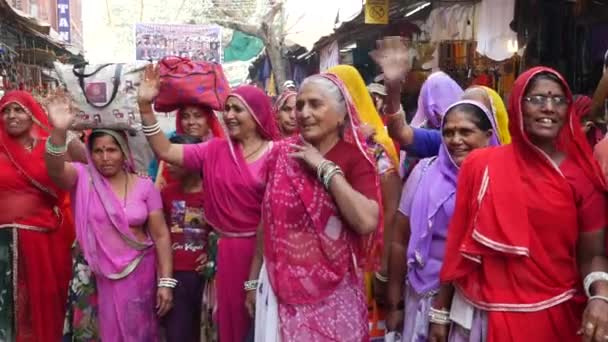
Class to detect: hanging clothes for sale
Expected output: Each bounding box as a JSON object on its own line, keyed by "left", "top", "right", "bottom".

{"left": 476, "top": 0, "right": 518, "bottom": 61}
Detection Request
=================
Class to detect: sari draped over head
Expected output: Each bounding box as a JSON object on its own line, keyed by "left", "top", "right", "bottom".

{"left": 410, "top": 71, "right": 463, "bottom": 128}
{"left": 263, "top": 73, "right": 383, "bottom": 305}
{"left": 73, "top": 129, "right": 153, "bottom": 278}
{"left": 201, "top": 85, "right": 279, "bottom": 235}
{"left": 175, "top": 105, "right": 224, "bottom": 138}
{"left": 573, "top": 95, "right": 603, "bottom": 149}
{"left": 440, "top": 67, "right": 606, "bottom": 340}
{"left": 155, "top": 105, "right": 224, "bottom": 188}
{"left": 274, "top": 90, "right": 297, "bottom": 113}
{"left": 72, "top": 128, "right": 158, "bottom": 340}
{"left": 407, "top": 100, "right": 499, "bottom": 295}
{"left": 273, "top": 90, "right": 297, "bottom": 136}
{"left": 481, "top": 86, "right": 511, "bottom": 144}
{"left": 328, "top": 65, "right": 400, "bottom": 168}
{"left": 0, "top": 91, "right": 74, "bottom": 341}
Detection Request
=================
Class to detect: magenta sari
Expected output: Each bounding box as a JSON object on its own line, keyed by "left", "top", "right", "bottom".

{"left": 183, "top": 85, "right": 279, "bottom": 342}
{"left": 71, "top": 131, "right": 158, "bottom": 341}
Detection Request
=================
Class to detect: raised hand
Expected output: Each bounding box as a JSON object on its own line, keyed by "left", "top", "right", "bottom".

{"left": 138, "top": 63, "right": 161, "bottom": 105}
{"left": 46, "top": 89, "right": 75, "bottom": 131}
{"left": 369, "top": 36, "right": 411, "bottom": 83}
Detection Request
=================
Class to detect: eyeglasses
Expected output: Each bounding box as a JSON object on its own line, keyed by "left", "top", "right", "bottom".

{"left": 523, "top": 95, "right": 569, "bottom": 107}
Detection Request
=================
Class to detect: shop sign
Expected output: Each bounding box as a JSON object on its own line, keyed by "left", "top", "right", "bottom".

{"left": 365, "top": 0, "right": 389, "bottom": 25}
{"left": 57, "top": 0, "right": 71, "bottom": 43}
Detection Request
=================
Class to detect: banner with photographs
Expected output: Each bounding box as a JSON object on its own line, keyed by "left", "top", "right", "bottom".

{"left": 135, "top": 23, "right": 222, "bottom": 63}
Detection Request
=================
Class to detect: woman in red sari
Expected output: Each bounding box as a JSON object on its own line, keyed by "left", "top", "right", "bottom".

{"left": 250, "top": 73, "right": 383, "bottom": 341}
{"left": 0, "top": 91, "right": 75, "bottom": 341}
{"left": 429, "top": 67, "right": 608, "bottom": 342}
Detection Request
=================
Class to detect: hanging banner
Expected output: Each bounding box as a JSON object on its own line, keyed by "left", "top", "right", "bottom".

{"left": 57, "top": 0, "right": 71, "bottom": 42}
{"left": 135, "top": 23, "right": 222, "bottom": 63}
{"left": 365, "top": 0, "right": 389, "bottom": 25}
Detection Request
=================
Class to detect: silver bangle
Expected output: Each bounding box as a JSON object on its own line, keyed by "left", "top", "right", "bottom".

{"left": 323, "top": 166, "right": 343, "bottom": 189}
{"left": 244, "top": 280, "right": 258, "bottom": 292}
{"left": 588, "top": 295, "right": 608, "bottom": 304}
{"left": 158, "top": 277, "right": 178, "bottom": 289}
{"left": 428, "top": 307, "right": 451, "bottom": 325}
{"left": 142, "top": 122, "right": 162, "bottom": 136}
{"left": 316, "top": 160, "right": 332, "bottom": 181}
{"left": 584, "top": 272, "right": 608, "bottom": 297}
{"left": 375, "top": 272, "right": 388, "bottom": 283}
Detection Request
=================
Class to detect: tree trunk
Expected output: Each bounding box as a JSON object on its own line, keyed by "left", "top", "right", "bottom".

{"left": 265, "top": 35, "right": 288, "bottom": 93}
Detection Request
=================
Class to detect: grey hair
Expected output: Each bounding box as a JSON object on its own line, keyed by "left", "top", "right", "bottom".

{"left": 301, "top": 75, "right": 347, "bottom": 116}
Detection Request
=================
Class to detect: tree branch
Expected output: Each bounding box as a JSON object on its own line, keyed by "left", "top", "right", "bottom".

{"left": 262, "top": 0, "right": 283, "bottom": 23}
{"left": 210, "top": 18, "right": 261, "bottom": 38}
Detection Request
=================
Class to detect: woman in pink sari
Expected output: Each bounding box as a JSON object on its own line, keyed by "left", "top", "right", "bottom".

{"left": 137, "top": 64, "right": 279, "bottom": 342}
{"left": 251, "top": 73, "right": 383, "bottom": 341}
{"left": 43, "top": 96, "right": 174, "bottom": 341}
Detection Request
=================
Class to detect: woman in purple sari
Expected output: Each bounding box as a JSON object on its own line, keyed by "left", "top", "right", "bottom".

{"left": 385, "top": 100, "right": 501, "bottom": 341}
{"left": 43, "top": 96, "right": 174, "bottom": 341}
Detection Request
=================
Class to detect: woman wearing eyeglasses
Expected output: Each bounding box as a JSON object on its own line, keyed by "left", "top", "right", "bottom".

{"left": 429, "top": 67, "right": 608, "bottom": 342}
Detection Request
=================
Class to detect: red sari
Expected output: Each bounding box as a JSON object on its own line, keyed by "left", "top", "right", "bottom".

{"left": 440, "top": 67, "right": 607, "bottom": 341}
{"left": 0, "top": 91, "right": 74, "bottom": 341}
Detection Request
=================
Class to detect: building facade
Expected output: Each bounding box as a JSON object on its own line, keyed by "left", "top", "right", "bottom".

{"left": 7, "top": 0, "right": 83, "bottom": 50}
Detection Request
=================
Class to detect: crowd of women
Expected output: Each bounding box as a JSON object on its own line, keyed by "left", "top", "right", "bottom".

{"left": 1, "top": 36, "right": 608, "bottom": 342}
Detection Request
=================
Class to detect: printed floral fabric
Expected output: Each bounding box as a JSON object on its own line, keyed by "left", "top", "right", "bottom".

{"left": 200, "top": 232, "right": 218, "bottom": 341}
{"left": 62, "top": 243, "right": 99, "bottom": 342}
{"left": 0, "top": 230, "right": 14, "bottom": 341}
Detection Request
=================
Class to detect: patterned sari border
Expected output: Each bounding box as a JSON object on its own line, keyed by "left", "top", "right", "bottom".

{"left": 105, "top": 253, "right": 146, "bottom": 280}
{"left": 12, "top": 228, "right": 17, "bottom": 337}
{"left": 455, "top": 284, "right": 575, "bottom": 312}
{"left": 472, "top": 229, "right": 529, "bottom": 256}
{"left": 0, "top": 224, "right": 50, "bottom": 232}
{"left": 472, "top": 166, "right": 529, "bottom": 256}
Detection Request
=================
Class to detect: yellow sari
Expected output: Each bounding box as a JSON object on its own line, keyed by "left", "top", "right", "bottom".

{"left": 328, "top": 65, "right": 400, "bottom": 169}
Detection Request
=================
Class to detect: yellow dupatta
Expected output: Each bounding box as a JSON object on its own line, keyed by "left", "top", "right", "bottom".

{"left": 328, "top": 65, "right": 400, "bottom": 168}
{"left": 481, "top": 86, "right": 511, "bottom": 144}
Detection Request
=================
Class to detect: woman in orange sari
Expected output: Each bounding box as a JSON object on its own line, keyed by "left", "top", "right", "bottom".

{"left": 0, "top": 91, "right": 75, "bottom": 341}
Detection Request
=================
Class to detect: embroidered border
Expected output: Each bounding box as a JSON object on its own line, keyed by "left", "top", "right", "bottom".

{"left": 455, "top": 284, "right": 575, "bottom": 312}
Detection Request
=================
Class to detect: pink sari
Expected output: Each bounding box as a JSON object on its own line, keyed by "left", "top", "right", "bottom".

{"left": 184, "top": 85, "right": 279, "bottom": 342}
{"left": 72, "top": 130, "right": 158, "bottom": 341}
{"left": 262, "top": 74, "right": 383, "bottom": 341}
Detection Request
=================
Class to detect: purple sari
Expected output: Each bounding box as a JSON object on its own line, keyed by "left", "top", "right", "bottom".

{"left": 399, "top": 101, "right": 499, "bottom": 341}
{"left": 72, "top": 130, "right": 159, "bottom": 341}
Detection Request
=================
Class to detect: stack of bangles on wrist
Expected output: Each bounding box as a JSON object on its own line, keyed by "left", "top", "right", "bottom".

{"left": 428, "top": 307, "right": 451, "bottom": 325}
{"left": 316, "top": 160, "right": 344, "bottom": 190}
{"left": 158, "top": 277, "right": 178, "bottom": 289}
{"left": 584, "top": 272, "right": 608, "bottom": 302}
{"left": 244, "top": 280, "right": 258, "bottom": 292}
{"left": 142, "top": 122, "right": 162, "bottom": 136}
{"left": 45, "top": 139, "right": 67, "bottom": 156}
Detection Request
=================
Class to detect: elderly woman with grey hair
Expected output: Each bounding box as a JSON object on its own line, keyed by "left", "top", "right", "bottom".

{"left": 247, "top": 73, "right": 383, "bottom": 341}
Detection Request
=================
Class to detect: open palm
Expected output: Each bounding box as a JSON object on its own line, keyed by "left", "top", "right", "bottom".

{"left": 370, "top": 36, "right": 411, "bottom": 82}
{"left": 138, "top": 63, "right": 161, "bottom": 104}
{"left": 46, "top": 90, "right": 75, "bottom": 130}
